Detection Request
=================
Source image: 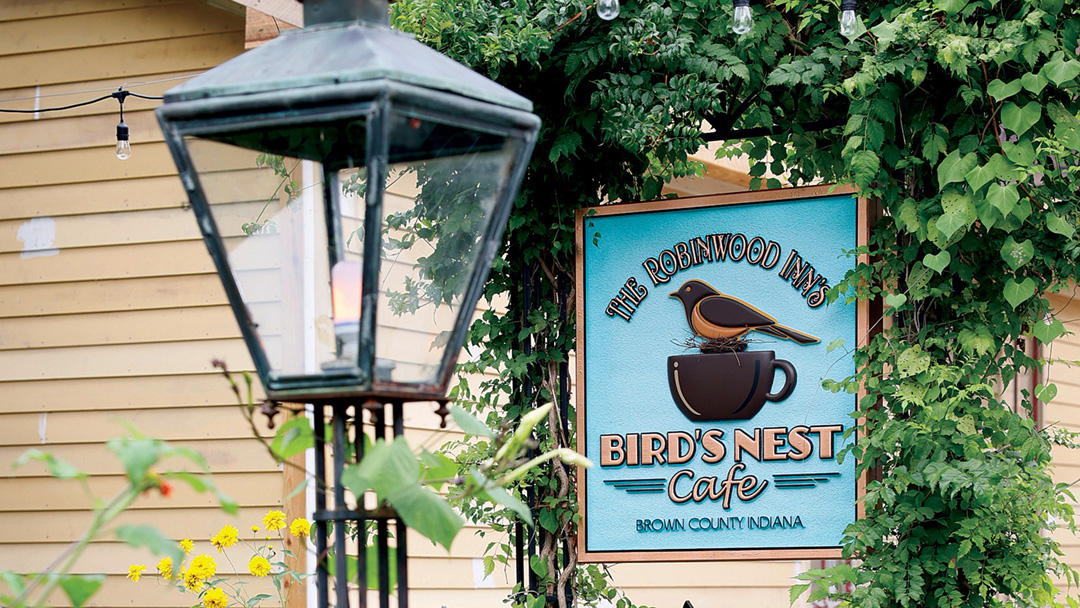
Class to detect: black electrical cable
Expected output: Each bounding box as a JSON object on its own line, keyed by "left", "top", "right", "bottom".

{"left": 0, "top": 88, "right": 162, "bottom": 114}
{"left": 0, "top": 93, "right": 115, "bottom": 114}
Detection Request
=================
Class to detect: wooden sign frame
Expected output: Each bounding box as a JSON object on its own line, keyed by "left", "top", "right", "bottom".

{"left": 574, "top": 184, "right": 869, "bottom": 563}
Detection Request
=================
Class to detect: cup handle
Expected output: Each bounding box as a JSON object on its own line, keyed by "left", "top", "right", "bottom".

{"left": 765, "top": 359, "right": 797, "bottom": 402}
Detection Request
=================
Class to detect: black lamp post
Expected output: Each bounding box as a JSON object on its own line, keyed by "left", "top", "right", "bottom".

{"left": 156, "top": 0, "right": 539, "bottom": 606}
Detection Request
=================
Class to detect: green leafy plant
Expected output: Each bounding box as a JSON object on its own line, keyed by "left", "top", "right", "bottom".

{"left": 0, "top": 431, "right": 235, "bottom": 608}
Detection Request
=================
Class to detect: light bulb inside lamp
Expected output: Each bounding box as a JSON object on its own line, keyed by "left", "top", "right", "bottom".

{"left": 328, "top": 259, "right": 362, "bottom": 367}
{"left": 115, "top": 121, "right": 131, "bottom": 160}
{"left": 596, "top": 0, "right": 620, "bottom": 20}
{"left": 732, "top": 3, "right": 753, "bottom": 35}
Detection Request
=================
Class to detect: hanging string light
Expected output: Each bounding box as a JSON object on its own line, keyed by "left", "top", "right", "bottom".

{"left": 732, "top": 0, "right": 753, "bottom": 35}
{"left": 0, "top": 80, "right": 175, "bottom": 160}
{"left": 596, "top": 0, "right": 620, "bottom": 20}
{"left": 839, "top": 0, "right": 860, "bottom": 37}
{"left": 114, "top": 88, "right": 131, "bottom": 160}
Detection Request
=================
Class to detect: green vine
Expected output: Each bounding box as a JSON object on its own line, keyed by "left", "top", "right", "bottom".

{"left": 390, "top": 0, "right": 1080, "bottom": 606}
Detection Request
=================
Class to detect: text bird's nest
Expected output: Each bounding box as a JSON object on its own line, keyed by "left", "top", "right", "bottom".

{"left": 676, "top": 334, "right": 750, "bottom": 354}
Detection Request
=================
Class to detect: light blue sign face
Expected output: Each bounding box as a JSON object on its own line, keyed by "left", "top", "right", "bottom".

{"left": 578, "top": 191, "right": 860, "bottom": 560}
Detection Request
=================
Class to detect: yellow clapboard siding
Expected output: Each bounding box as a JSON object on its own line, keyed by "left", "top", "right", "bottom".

{"left": 0, "top": 471, "right": 282, "bottom": 511}
{"left": 0, "top": 108, "right": 162, "bottom": 155}
{"left": 0, "top": 142, "right": 179, "bottom": 189}
{"left": 2, "top": 541, "right": 286, "bottom": 574}
{"left": 0, "top": 0, "right": 181, "bottom": 22}
{"left": 0, "top": 176, "right": 188, "bottom": 220}
{"left": 0, "top": 306, "right": 243, "bottom": 350}
{"left": 0, "top": 31, "right": 244, "bottom": 90}
{"left": 0, "top": 339, "right": 253, "bottom": 382}
{"left": 0, "top": 373, "right": 261, "bottom": 413}
{"left": 0, "top": 239, "right": 220, "bottom": 285}
{"left": 29, "top": 576, "right": 283, "bottom": 608}
{"left": 0, "top": 206, "right": 201, "bottom": 253}
{"left": 0, "top": 274, "right": 237, "bottom": 317}
{"left": 0, "top": 3, "right": 240, "bottom": 57}
{"left": 1, "top": 439, "right": 277, "bottom": 478}
{"left": 0, "top": 405, "right": 272, "bottom": 445}
{"left": 0, "top": 506, "right": 281, "bottom": 543}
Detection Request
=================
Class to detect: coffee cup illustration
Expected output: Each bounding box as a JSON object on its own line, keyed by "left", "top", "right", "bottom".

{"left": 667, "top": 351, "right": 796, "bottom": 422}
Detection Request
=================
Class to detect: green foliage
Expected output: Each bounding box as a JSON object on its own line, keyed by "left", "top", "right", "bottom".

{"left": 389, "top": 0, "right": 1080, "bottom": 606}
{"left": 1, "top": 431, "right": 232, "bottom": 608}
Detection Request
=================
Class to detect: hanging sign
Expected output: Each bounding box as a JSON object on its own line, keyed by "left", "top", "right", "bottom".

{"left": 575, "top": 185, "right": 867, "bottom": 562}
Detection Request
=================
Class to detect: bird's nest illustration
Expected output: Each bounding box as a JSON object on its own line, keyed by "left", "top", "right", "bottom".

{"left": 674, "top": 334, "right": 751, "bottom": 354}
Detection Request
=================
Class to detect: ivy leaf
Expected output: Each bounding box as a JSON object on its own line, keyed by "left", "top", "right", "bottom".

{"left": 827, "top": 339, "right": 846, "bottom": 353}
{"left": 1000, "top": 140, "right": 1036, "bottom": 166}
{"left": 999, "top": 236, "right": 1035, "bottom": 270}
{"left": 1000, "top": 101, "right": 1042, "bottom": 136}
{"left": 1035, "top": 383, "right": 1058, "bottom": 403}
{"left": 1047, "top": 213, "right": 1076, "bottom": 238}
{"left": 923, "top": 250, "right": 951, "bottom": 274}
{"left": 884, "top": 293, "right": 908, "bottom": 309}
{"left": 986, "top": 183, "right": 1020, "bottom": 217}
{"left": 1020, "top": 71, "right": 1048, "bottom": 94}
{"left": 1003, "top": 278, "right": 1037, "bottom": 308}
{"left": 1041, "top": 51, "right": 1080, "bottom": 86}
{"left": 897, "top": 345, "right": 931, "bottom": 378}
{"left": 59, "top": 574, "right": 105, "bottom": 608}
{"left": 937, "top": 150, "right": 977, "bottom": 187}
{"left": 965, "top": 162, "right": 997, "bottom": 193}
{"left": 986, "top": 78, "right": 1021, "bottom": 100}
{"left": 935, "top": 211, "right": 968, "bottom": 239}
{"left": 1032, "top": 315, "right": 1066, "bottom": 342}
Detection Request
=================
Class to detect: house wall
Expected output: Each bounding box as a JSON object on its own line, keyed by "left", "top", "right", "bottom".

{"left": 1043, "top": 292, "right": 1080, "bottom": 586}
{"left": 0, "top": 2, "right": 294, "bottom": 606}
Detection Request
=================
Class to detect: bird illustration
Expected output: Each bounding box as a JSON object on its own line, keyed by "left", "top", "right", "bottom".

{"left": 669, "top": 279, "right": 819, "bottom": 345}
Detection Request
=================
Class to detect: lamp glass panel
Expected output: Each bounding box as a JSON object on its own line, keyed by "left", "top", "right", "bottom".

{"left": 371, "top": 111, "right": 521, "bottom": 386}
{"left": 184, "top": 117, "right": 369, "bottom": 378}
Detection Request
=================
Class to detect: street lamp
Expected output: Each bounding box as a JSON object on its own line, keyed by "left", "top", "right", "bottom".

{"left": 156, "top": 0, "right": 539, "bottom": 606}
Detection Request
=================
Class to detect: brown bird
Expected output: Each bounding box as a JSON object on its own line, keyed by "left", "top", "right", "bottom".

{"left": 669, "top": 279, "right": 819, "bottom": 345}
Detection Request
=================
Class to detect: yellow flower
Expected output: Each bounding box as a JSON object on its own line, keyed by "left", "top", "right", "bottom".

{"left": 210, "top": 525, "right": 238, "bottom": 552}
{"left": 202, "top": 587, "right": 228, "bottom": 608}
{"left": 289, "top": 518, "right": 311, "bottom": 539}
{"left": 127, "top": 564, "right": 146, "bottom": 582}
{"left": 180, "top": 538, "right": 194, "bottom": 554}
{"left": 156, "top": 557, "right": 173, "bottom": 580}
{"left": 250, "top": 525, "right": 260, "bottom": 534}
{"left": 263, "top": 510, "right": 287, "bottom": 532}
{"left": 187, "top": 554, "right": 217, "bottom": 580}
{"left": 183, "top": 570, "right": 204, "bottom": 593}
{"left": 248, "top": 554, "right": 271, "bottom": 577}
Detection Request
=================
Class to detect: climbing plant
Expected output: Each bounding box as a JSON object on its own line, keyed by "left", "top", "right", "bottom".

{"left": 390, "top": 0, "right": 1080, "bottom": 607}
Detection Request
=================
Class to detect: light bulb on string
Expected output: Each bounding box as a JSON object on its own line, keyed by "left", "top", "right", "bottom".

{"left": 596, "top": 0, "right": 620, "bottom": 20}
{"left": 839, "top": 0, "right": 859, "bottom": 37}
{"left": 114, "top": 87, "right": 131, "bottom": 160}
{"left": 116, "top": 121, "right": 131, "bottom": 160}
{"left": 732, "top": 0, "right": 753, "bottom": 35}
